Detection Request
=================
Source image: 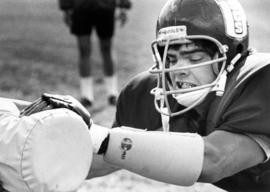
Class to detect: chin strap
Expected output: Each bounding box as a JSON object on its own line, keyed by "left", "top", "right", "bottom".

{"left": 150, "top": 88, "right": 170, "bottom": 132}
{"left": 215, "top": 53, "right": 242, "bottom": 96}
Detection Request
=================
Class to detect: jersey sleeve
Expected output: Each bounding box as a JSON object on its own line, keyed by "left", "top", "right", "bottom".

{"left": 211, "top": 64, "right": 270, "bottom": 192}
{"left": 246, "top": 133, "right": 270, "bottom": 162}
{"left": 216, "top": 65, "right": 270, "bottom": 165}
{"left": 217, "top": 65, "right": 270, "bottom": 136}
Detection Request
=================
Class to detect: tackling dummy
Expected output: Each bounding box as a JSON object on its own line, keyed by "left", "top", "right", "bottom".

{"left": 0, "top": 98, "right": 93, "bottom": 192}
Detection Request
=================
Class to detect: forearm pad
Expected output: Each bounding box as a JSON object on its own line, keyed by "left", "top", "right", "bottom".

{"left": 104, "top": 127, "right": 204, "bottom": 186}
{"left": 89, "top": 124, "right": 110, "bottom": 154}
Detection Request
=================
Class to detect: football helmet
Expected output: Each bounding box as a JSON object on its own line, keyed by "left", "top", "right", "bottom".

{"left": 149, "top": 0, "right": 249, "bottom": 117}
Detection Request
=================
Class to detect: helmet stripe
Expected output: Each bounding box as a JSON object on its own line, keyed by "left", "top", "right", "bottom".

{"left": 216, "top": 0, "right": 248, "bottom": 38}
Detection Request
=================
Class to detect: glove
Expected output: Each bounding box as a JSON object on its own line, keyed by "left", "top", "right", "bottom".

{"left": 20, "top": 93, "right": 92, "bottom": 128}
{"left": 19, "top": 97, "right": 53, "bottom": 116}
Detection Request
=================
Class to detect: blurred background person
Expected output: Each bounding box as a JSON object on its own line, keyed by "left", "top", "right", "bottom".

{"left": 58, "top": 0, "right": 132, "bottom": 107}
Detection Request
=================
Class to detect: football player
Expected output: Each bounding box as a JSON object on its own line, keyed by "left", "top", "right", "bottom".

{"left": 2, "top": 0, "right": 270, "bottom": 191}
{"left": 88, "top": 0, "right": 270, "bottom": 191}
{"left": 58, "top": 0, "right": 132, "bottom": 106}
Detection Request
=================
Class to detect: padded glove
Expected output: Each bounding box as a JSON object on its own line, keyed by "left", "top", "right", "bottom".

{"left": 20, "top": 93, "right": 92, "bottom": 128}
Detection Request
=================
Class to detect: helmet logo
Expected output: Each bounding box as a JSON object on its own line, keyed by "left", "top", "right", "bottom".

{"left": 216, "top": 0, "right": 247, "bottom": 38}
{"left": 157, "top": 26, "right": 188, "bottom": 44}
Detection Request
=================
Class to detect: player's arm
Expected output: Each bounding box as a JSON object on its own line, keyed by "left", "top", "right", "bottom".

{"left": 115, "top": 0, "right": 132, "bottom": 26}
{"left": 199, "top": 130, "right": 265, "bottom": 183}
{"left": 90, "top": 125, "right": 266, "bottom": 186}
{"left": 86, "top": 154, "right": 120, "bottom": 179}
{"left": 20, "top": 93, "right": 267, "bottom": 185}
{"left": 89, "top": 125, "right": 204, "bottom": 186}
{"left": 19, "top": 93, "right": 203, "bottom": 184}
{"left": 57, "top": 0, "right": 74, "bottom": 26}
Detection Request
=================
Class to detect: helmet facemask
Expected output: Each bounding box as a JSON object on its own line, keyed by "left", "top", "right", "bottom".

{"left": 150, "top": 27, "right": 228, "bottom": 117}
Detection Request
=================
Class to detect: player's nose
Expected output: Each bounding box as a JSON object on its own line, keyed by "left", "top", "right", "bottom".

{"left": 173, "top": 59, "right": 190, "bottom": 77}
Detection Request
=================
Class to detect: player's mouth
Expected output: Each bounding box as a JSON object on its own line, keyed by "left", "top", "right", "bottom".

{"left": 176, "top": 82, "right": 197, "bottom": 89}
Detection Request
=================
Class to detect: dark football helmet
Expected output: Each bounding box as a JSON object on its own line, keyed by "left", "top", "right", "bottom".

{"left": 149, "top": 0, "right": 249, "bottom": 117}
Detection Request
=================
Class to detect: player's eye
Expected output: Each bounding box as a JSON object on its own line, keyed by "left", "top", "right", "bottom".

{"left": 188, "top": 53, "right": 204, "bottom": 63}
{"left": 166, "top": 56, "right": 177, "bottom": 65}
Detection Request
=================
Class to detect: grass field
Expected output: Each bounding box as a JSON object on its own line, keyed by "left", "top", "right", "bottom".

{"left": 0, "top": 0, "right": 269, "bottom": 191}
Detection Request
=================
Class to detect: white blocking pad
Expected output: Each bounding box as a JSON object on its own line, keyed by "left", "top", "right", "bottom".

{"left": 0, "top": 108, "right": 93, "bottom": 192}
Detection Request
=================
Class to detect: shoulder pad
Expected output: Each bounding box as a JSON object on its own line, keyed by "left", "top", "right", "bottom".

{"left": 236, "top": 53, "right": 270, "bottom": 87}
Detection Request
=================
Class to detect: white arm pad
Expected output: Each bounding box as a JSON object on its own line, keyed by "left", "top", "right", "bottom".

{"left": 104, "top": 127, "right": 204, "bottom": 186}
{"left": 0, "top": 108, "right": 92, "bottom": 192}
{"left": 89, "top": 123, "right": 110, "bottom": 154}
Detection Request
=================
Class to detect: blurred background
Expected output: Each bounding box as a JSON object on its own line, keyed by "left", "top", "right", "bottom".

{"left": 0, "top": 0, "right": 269, "bottom": 191}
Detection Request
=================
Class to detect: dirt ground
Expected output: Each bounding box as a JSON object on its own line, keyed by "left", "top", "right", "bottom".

{"left": 0, "top": 0, "right": 269, "bottom": 191}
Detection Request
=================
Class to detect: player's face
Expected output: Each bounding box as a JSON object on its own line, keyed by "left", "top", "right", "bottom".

{"left": 166, "top": 43, "right": 216, "bottom": 91}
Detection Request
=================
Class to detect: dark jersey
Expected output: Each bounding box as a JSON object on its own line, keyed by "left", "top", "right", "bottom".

{"left": 112, "top": 52, "right": 270, "bottom": 191}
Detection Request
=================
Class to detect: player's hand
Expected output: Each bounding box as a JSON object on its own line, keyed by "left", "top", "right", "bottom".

{"left": 63, "top": 10, "right": 73, "bottom": 27}
{"left": 116, "top": 0, "right": 132, "bottom": 9}
{"left": 20, "top": 93, "right": 92, "bottom": 128}
{"left": 19, "top": 97, "right": 53, "bottom": 117}
{"left": 42, "top": 93, "right": 92, "bottom": 127}
{"left": 117, "top": 9, "right": 128, "bottom": 26}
